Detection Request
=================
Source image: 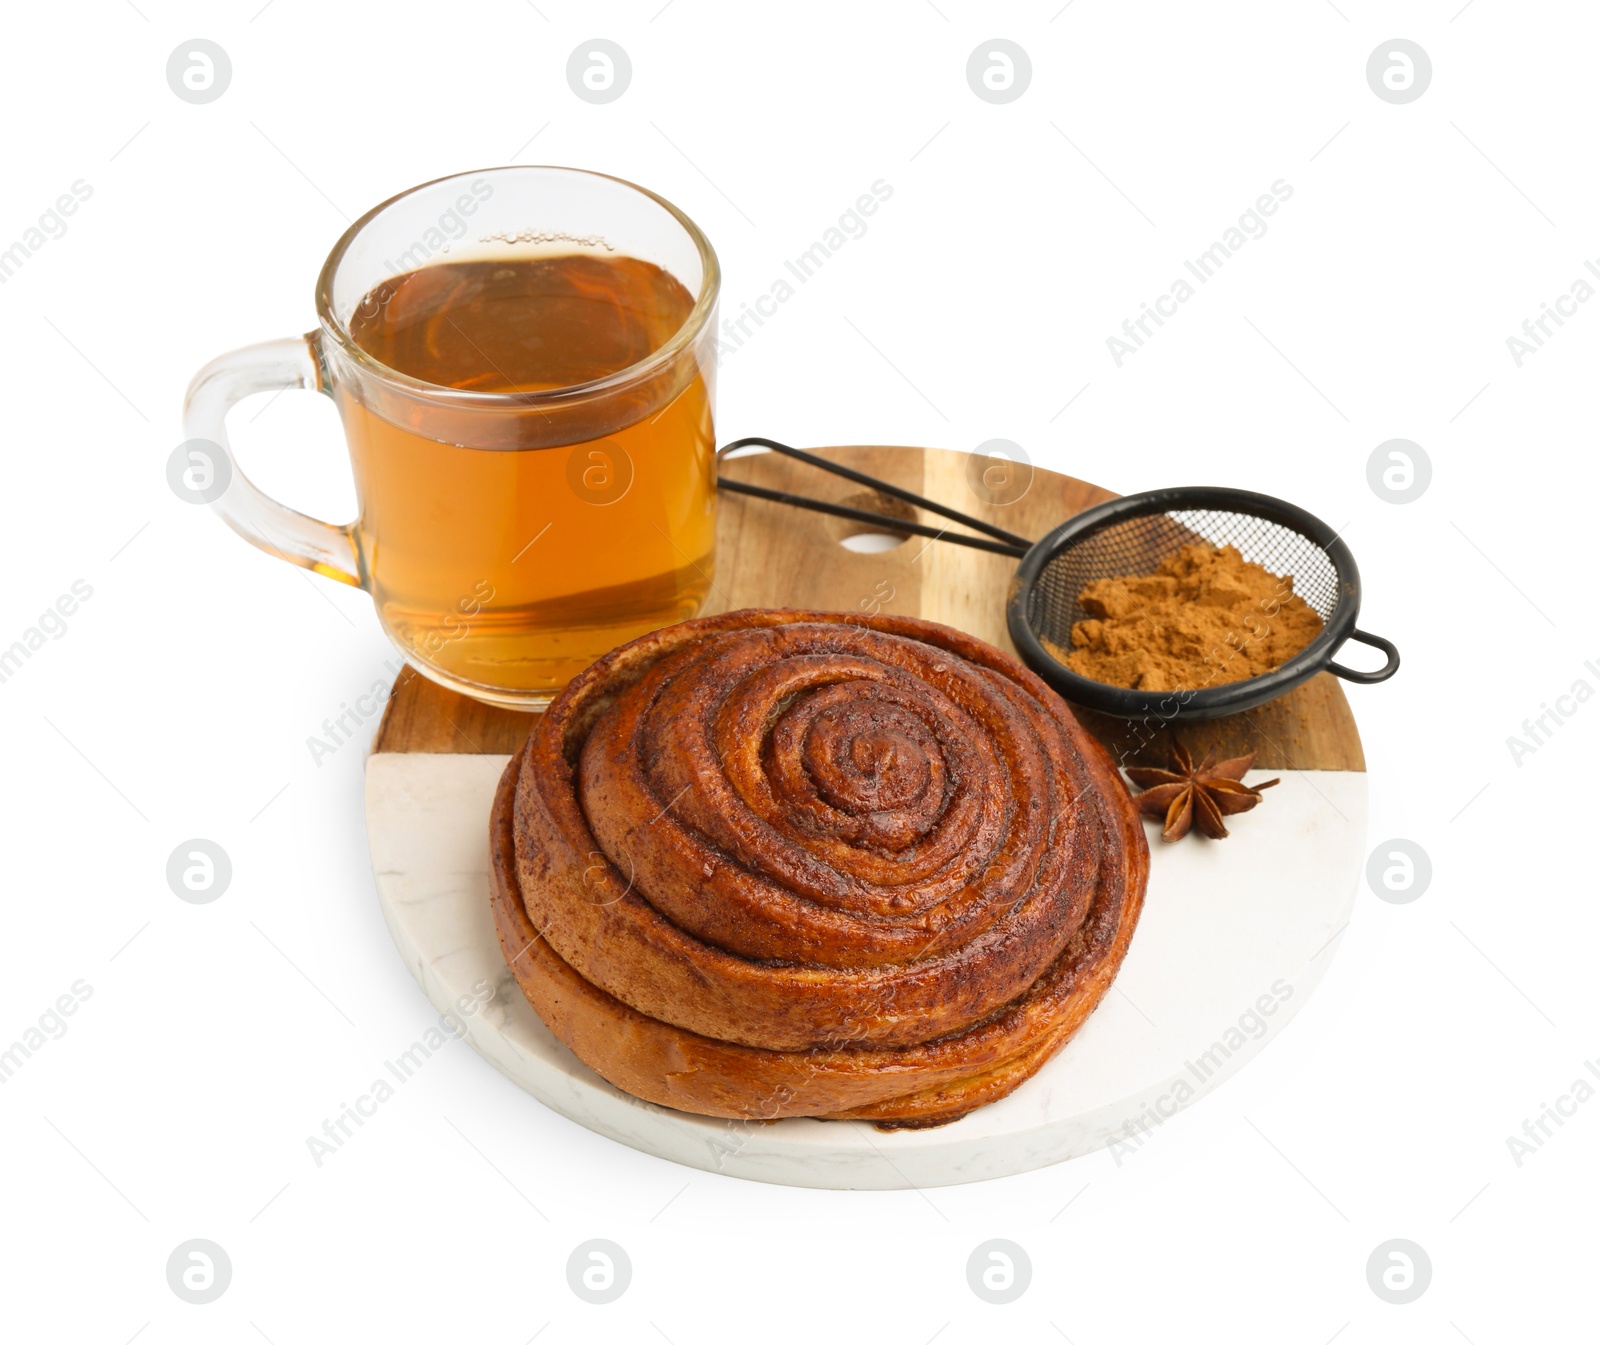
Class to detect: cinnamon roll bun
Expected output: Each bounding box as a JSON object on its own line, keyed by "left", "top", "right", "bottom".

{"left": 489, "top": 609, "right": 1148, "bottom": 1127}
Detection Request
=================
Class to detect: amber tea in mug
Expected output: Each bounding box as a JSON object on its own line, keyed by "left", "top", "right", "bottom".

{"left": 183, "top": 167, "right": 720, "bottom": 708}
{"left": 342, "top": 253, "right": 715, "bottom": 695}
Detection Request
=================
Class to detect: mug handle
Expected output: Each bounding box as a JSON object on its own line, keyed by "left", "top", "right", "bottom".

{"left": 181, "top": 333, "right": 363, "bottom": 588}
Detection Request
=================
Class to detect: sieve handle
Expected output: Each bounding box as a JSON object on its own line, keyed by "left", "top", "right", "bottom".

{"left": 716, "top": 478, "right": 1029, "bottom": 558}
{"left": 717, "top": 435, "right": 1033, "bottom": 552}
{"left": 1327, "top": 629, "right": 1399, "bottom": 684}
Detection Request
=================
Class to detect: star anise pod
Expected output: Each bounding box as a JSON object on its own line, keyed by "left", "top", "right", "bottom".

{"left": 1125, "top": 740, "right": 1279, "bottom": 843}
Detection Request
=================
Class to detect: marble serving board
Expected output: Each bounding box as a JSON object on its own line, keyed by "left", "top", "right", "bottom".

{"left": 365, "top": 752, "right": 1365, "bottom": 1190}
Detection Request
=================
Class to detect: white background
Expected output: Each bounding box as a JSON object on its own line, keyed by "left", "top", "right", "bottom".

{"left": 1, "top": 1, "right": 1594, "bottom": 1340}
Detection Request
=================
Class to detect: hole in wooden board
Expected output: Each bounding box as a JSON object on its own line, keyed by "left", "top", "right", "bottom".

{"left": 825, "top": 490, "right": 918, "bottom": 553}
{"left": 840, "top": 532, "right": 906, "bottom": 553}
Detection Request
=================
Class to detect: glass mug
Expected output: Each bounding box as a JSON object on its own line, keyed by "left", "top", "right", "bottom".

{"left": 183, "top": 166, "right": 720, "bottom": 708}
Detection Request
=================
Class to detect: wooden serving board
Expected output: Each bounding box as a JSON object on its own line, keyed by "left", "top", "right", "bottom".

{"left": 374, "top": 445, "right": 1364, "bottom": 772}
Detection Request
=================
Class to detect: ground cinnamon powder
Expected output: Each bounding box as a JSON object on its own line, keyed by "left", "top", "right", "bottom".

{"left": 1047, "top": 544, "right": 1323, "bottom": 692}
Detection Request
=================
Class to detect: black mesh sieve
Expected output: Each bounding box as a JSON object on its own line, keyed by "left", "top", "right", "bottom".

{"left": 1006, "top": 486, "right": 1397, "bottom": 721}
{"left": 713, "top": 442, "right": 1398, "bottom": 724}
